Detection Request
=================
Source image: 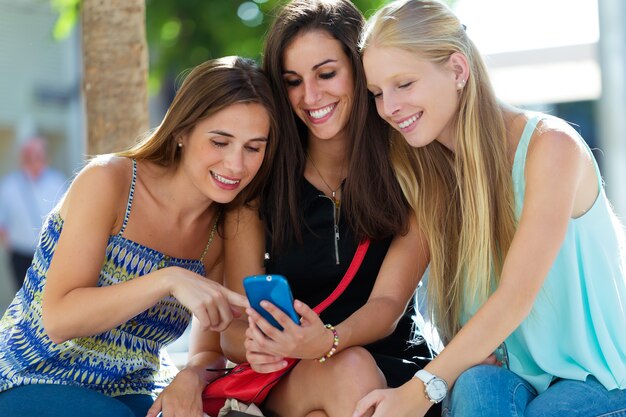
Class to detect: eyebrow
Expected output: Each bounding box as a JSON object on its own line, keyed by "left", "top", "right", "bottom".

{"left": 282, "top": 58, "right": 338, "bottom": 75}
{"left": 209, "top": 130, "right": 268, "bottom": 142}
{"left": 209, "top": 130, "right": 234, "bottom": 137}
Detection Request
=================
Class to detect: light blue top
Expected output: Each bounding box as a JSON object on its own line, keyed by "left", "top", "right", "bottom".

{"left": 503, "top": 113, "right": 626, "bottom": 393}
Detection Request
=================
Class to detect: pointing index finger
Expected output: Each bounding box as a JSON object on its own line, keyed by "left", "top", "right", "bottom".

{"left": 223, "top": 287, "right": 250, "bottom": 308}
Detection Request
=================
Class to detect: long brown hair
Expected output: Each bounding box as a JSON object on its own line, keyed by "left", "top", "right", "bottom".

{"left": 118, "top": 56, "right": 278, "bottom": 210}
{"left": 261, "top": 0, "right": 408, "bottom": 253}
{"left": 361, "top": 0, "right": 517, "bottom": 343}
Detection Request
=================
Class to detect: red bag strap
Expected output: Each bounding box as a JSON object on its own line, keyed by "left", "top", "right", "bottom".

{"left": 312, "top": 239, "right": 371, "bottom": 315}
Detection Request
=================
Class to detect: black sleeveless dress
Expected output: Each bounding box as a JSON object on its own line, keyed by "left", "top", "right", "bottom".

{"left": 264, "top": 177, "right": 435, "bottom": 388}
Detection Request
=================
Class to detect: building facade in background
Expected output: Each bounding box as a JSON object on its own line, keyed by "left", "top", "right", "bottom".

{"left": 0, "top": 0, "right": 84, "bottom": 310}
{"left": 0, "top": 0, "right": 84, "bottom": 179}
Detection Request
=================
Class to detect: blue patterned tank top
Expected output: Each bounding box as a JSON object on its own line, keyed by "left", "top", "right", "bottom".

{"left": 0, "top": 159, "right": 215, "bottom": 396}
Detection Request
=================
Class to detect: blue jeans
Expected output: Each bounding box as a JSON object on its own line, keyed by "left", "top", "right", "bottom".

{"left": 0, "top": 384, "right": 154, "bottom": 417}
{"left": 443, "top": 365, "right": 626, "bottom": 417}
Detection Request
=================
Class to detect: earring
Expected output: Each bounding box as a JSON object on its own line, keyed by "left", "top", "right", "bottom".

{"left": 457, "top": 79, "right": 466, "bottom": 90}
{"left": 177, "top": 142, "right": 183, "bottom": 148}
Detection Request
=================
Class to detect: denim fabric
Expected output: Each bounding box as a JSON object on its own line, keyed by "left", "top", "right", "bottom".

{"left": 0, "top": 384, "right": 153, "bottom": 417}
{"left": 442, "top": 365, "right": 626, "bottom": 417}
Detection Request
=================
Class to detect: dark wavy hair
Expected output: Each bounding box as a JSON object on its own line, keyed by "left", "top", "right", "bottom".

{"left": 261, "top": 0, "right": 409, "bottom": 252}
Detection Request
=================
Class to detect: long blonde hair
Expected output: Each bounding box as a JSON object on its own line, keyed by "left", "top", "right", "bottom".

{"left": 360, "top": 0, "right": 517, "bottom": 342}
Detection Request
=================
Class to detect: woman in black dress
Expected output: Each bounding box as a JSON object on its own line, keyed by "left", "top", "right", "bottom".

{"left": 221, "top": 1, "right": 439, "bottom": 416}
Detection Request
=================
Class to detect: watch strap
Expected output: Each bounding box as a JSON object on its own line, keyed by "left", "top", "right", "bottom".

{"left": 414, "top": 369, "right": 435, "bottom": 384}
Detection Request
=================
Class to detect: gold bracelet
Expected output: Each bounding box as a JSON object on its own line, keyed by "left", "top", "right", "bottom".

{"left": 317, "top": 324, "right": 339, "bottom": 363}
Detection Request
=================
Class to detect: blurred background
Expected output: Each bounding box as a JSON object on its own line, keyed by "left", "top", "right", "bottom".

{"left": 0, "top": 0, "right": 624, "bottom": 360}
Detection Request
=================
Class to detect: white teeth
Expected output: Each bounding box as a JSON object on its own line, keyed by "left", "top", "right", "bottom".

{"left": 398, "top": 114, "right": 420, "bottom": 129}
{"left": 308, "top": 104, "right": 335, "bottom": 119}
{"left": 213, "top": 173, "right": 239, "bottom": 185}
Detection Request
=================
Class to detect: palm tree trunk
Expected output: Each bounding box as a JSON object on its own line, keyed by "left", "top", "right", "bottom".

{"left": 82, "top": 0, "right": 148, "bottom": 155}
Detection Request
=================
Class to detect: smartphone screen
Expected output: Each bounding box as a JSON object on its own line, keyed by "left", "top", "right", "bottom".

{"left": 243, "top": 274, "right": 300, "bottom": 330}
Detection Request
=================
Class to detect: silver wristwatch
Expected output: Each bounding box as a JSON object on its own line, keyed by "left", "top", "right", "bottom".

{"left": 414, "top": 369, "right": 448, "bottom": 403}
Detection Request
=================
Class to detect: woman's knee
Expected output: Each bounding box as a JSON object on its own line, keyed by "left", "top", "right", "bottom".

{"left": 286, "top": 347, "right": 385, "bottom": 402}
{"left": 525, "top": 377, "right": 626, "bottom": 417}
{"left": 264, "top": 349, "right": 382, "bottom": 415}
{"left": 445, "top": 365, "right": 494, "bottom": 415}
{"left": 328, "top": 347, "right": 385, "bottom": 388}
{"left": 453, "top": 364, "right": 500, "bottom": 392}
{"left": 445, "top": 365, "right": 534, "bottom": 417}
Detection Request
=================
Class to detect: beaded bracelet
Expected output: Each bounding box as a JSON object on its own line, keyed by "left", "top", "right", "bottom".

{"left": 318, "top": 324, "right": 339, "bottom": 363}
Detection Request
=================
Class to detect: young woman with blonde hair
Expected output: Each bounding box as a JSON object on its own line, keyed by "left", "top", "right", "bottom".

{"left": 354, "top": 0, "right": 626, "bottom": 416}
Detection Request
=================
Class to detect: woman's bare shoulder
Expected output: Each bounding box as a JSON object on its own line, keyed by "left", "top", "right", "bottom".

{"left": 59, "top": 155, "right": 134, "bottom": 218}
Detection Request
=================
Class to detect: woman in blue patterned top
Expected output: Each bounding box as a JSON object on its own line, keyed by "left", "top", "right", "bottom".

{"left": 353, "top": 1, "right": 626, "bottom": 417}
{"left": 0, "top": 56, "right": 278, "bottom": 417}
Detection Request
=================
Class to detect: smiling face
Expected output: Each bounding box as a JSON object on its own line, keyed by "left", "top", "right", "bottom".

{"left": 179, "top": 102, "right": 270, "bottom": 204}
{"left": 363, "top": 45, "right": 463, "bottom": 150}
{"left": 282, "top": 30, "right": 354, "bottom": 141}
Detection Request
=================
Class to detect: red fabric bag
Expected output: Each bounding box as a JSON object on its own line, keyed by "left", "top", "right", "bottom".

{"left": 202, "top": 240, "right": 371, "bottom": 416}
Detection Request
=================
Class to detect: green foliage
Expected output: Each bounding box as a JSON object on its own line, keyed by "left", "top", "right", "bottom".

{"left": 145, "top": 0, "right": 390, "bottom": 93}
{"left": 51, "top": 0, "right": 456, "bottom": 92}
{"left": 50, "top": 0, "right": 81, "bottom": 40}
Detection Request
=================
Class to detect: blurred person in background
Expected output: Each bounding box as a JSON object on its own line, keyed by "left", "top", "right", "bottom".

{"left": 0, "top": 136, "right": 67, "bottom": 290}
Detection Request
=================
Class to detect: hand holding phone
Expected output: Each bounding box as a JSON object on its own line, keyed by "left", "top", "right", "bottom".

{"left": 243, "top": 274, "right": 299, "bottom": 330}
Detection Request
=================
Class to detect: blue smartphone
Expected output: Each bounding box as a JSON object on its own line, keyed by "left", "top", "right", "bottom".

{"left": 243, "top": 274, "right": 299, "bottom": 330}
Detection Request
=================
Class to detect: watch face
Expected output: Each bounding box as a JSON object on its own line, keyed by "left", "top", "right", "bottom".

{"left": 426, "top": 378, "right": 448, "bottom": 402}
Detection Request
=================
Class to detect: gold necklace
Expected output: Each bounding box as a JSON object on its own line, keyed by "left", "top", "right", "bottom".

{"left": 306, "top": 153, "right": 345, "bottom": 208}
{"left": 307, "top": 153, "right": 345, "bottom": 266}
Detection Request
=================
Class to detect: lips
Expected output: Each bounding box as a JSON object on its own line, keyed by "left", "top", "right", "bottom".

{"left": 211, "top": 171, "right": 240, "bottom": 187}
{"left": 397, "top": 111, "right": 423, "bottom": 131}
{"left": 305, "top": 103, "right": 337, "bottom": 123}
